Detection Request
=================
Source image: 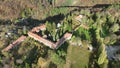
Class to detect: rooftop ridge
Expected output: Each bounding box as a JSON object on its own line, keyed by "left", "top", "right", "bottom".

{"left": 3, "top": 23, "right": 72, "bottom": 51}
{"left": 2, "top": 36, "right": 26, "bottom": 51}
{"left": 28, "top": 31, "right": 56, "bottom": 49}
{"left": 31, "top": 24, "right": 46, "bottom": 32}
{"left": 28, "top": 24, "right": 72, "bottom": 49}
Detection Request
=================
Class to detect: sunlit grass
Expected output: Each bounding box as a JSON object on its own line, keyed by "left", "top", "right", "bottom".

{"left": 65, "top": 44, "right": 91, "bottom": 68}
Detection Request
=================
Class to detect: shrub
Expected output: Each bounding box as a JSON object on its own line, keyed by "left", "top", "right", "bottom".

{"left": 109, "top": 23, "right": 119, "bottom": 33}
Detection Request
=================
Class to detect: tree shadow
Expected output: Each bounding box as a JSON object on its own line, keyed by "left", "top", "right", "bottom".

{"left": 0, "top": 20, "right": 12, "bottom": 25}
{"left": 88, "top": 52, "right": 99, "bottom": 68}
{"left": 56, "top": 42, "right": 69, "bottom": 53}
{"left": 44, "top": 13, "right": 65, "bottom": 24}
{"left": 56, "top": 4, "right": 120, "bottom": 14}
{"left": 16, "top": 17, "right": 44, "bottom": 28}
{"left": 56, "top": 4, "right": 118, "bottom": 8}
{"left": 24, "top": 46, "right": 38, "bottom": 66}
{"left": 16, "top": 13, "right": 65, "bottom": 29}
{"left": 49, "top": 62, "right": 57, "bottom": 68}
{"left": 16, "top": 4, "right": 115, "bottom": 29}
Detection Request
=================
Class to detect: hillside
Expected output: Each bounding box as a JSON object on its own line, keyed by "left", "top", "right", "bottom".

{"left": 0, "top": 0, "right": 120, "bottom": 68}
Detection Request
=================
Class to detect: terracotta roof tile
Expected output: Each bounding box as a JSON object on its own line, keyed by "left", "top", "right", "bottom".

{"left": 31, "top": 24, "right": 46, "bottom": 32}
{"left": 55, "top": 33, "right": 72, "bottom": 49}
{"left": 28, "top": 32, "right": 56, "bottom": 49}
{"left": 2, "top": 36, "right": 26, "bottom": 51}
{"left": 28, "top": 24, "right": 73, "bottom": 49}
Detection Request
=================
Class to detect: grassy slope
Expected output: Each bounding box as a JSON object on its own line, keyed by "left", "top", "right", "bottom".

{"left": 73, "top": 0, "right": 119, "bottom": 6}
{"left": 65, "top": 44, "right": 91, "bottom": 68}
{"left": 0, "top": 0, "right": 35, "bottom": 20}
{"left": 0, "top": 0, "right": 119, "bottom": 20}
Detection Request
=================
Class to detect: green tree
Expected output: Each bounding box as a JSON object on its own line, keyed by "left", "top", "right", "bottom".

{"left": 109, "top": 23, "right": 119, "bottom": 33}
{"left": 51, "top": 50, "right": 66, "bottom": 68}
{"left": 46, "top": 21, "right": 57, "bottom": 41}
{"left": 23, "top": 26, "right": 27, "bottom": 35}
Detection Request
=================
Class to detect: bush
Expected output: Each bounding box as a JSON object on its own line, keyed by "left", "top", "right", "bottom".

{"left": 109, "top": 23, "right": 119, "bottom": 33}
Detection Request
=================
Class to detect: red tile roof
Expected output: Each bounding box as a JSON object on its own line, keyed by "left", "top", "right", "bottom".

{"left": 75, "top": 15, "right": 83, "bottom": 22}
{"left": 31, "top": 24, "right": 46, "bottom": 32}
{"left": 28, "top": 31, "right": 56, "bottom": 49}
{"left": 55, "top": 33, "right": 72, "bottom": 49}
{"left": 3, "top": 24, "right": 72, "bottom": 51}
{"left": 2, "top": 36, "right": 26, "bottom": 51}
{"left": 28, "top": 24, "right": 72, "bottom": 49}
